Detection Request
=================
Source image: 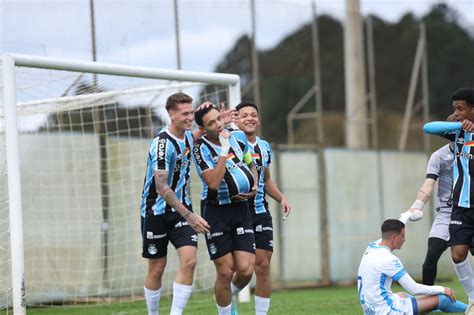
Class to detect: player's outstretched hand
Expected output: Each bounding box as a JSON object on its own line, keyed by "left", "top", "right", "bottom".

{"left": 219, "top": 103, "right": 238, "bottom": 125}
{"left": 186, "top": 212, "right": 210, "bottom": 234}
{"left": 444, "top": 287, "right": 457, "bottom": 302}
{"left": 408, "top": 209, "right": 423, "bottom": 221}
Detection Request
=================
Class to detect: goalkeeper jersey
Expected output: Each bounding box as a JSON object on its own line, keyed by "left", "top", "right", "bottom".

{"left": 248, "top": 137, "right": 273, "bottom": 214}
{"left": 140, "top": 128, "right": 193, "bottom": 217}
{"left": 192, "top": 130, "right": 255, "bottom": 205}
{"left": 426, "top": 143, "right": 454, "bottom": 210}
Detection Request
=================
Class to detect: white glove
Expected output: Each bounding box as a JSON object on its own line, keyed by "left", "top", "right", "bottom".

{"left": 219, "top": 130, "right": 231, "bottom": 157}
{"left": 409, "top": 209, "right": 423, "bottom": 221}
{"left": 399, "top": 211, "right": 411, "bottom": 224}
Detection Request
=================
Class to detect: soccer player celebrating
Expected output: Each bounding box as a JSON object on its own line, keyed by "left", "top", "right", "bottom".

{"left": 423, "top": 87, "right": 474, "bottom": 314}
{"left": 357, "top": 219, "right": 466, "bottom": 314}
{"left": 229, "top": 101, "right": 291, "bottom": 315}
{"left": 192, "top": 104, "right": 258, "bottom": 315}
{"left": 140, "top": 93, "right": 210, "bottom": 315}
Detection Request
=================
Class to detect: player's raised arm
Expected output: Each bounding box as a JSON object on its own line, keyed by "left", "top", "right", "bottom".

{"left": 154, "top": 170, "right": 210, "bottom": 234}
{"left": 423, "top": 121, "right": 462, "bottom": 135}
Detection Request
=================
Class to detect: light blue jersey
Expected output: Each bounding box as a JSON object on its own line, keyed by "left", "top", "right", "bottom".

{"left": 140, "top": 128, "right": 194, "bottom": 217}
{"left": 248, "top": 137, "right": 272, "bottom": 214}
{"left": 424, "top": 122, "right": 474, "bottom": 208}
{"left": 192, "top": 130, "right": 255, "bottom": 205}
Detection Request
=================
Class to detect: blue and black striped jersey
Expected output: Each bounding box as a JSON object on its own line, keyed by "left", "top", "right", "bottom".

{"left": 140, "top": 127, "right": 194, "bottom": 217}
{"left": 192, "top": 130, "right": 255, "bottom": 205}
{"left": 451, "top": 129, "right": 474, "bottom": 208}
{"left": 248, "top": 137, "right": 272, "bottom": 214}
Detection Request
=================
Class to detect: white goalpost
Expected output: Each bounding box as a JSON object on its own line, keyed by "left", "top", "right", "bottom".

{"left": 0, "top": 53, "right": 245, "bottom": 314}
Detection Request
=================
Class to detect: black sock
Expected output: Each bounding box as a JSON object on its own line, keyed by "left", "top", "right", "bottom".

{"left": 422, "top": 237, "right": 448, "bottom": 285}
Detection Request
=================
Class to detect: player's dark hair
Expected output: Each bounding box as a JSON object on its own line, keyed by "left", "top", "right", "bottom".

{"left": 194, "top": 104, "right": 217, "bottom": 127}
{"left": 166, "top": 93, "right": 193, "bottom": 111}
{"left": 381, "top": 219, "right": 405, "bottom": 239}
{"left": 452, "top": 88, "right": 474, "bottom": 108}
{"left": 235, "top": 101, "right": 259, "bottom": 113}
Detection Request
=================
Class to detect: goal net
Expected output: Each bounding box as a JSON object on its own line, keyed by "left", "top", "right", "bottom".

{"left": 0, "top": 54, "right": 240, "bottom": 313}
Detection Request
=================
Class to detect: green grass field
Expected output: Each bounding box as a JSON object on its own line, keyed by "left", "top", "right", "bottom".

{"left": 14, "top": 277, "right": 467, "bottom": 315}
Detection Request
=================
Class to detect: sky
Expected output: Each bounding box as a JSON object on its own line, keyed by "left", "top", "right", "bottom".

{"left": 1, "top": 0, "right": 472, "bottom": 130}
{"left": 1, "top": 0, "right": 473, "bottom": 73}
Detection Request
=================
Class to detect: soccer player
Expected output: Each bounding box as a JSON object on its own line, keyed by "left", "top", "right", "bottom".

{"left": 140, "top": 92, "right": 210, "bottom": 315}
{"left": 423, "top": 87, "right": 474, "bottom": 313}
{"left": 357, "top": 219, "right": 466, "bottom": 314}
{"left": 407, "top": 115, "right": 456, "bottom": 285}
{"left": 192, "top": 104, "right": 258, "bottom": 315}
{"left": 228, "top": 101, "right": 291, "bottom": 315}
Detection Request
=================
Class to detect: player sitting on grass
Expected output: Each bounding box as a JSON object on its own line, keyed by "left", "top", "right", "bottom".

{"left": 357, "top": 217, "right": 467, "bottom": 314}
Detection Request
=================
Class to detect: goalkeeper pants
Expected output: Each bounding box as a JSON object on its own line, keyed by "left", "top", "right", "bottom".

{"left": 422, "top": 237, "right": 448, "bottom": 285}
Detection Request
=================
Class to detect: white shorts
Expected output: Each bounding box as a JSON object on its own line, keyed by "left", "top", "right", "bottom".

{"left": 428, "top": 209, "right": 451, "bottom": 241}
{"left": 362, "top": 295, "right": 416, "bottom": 315}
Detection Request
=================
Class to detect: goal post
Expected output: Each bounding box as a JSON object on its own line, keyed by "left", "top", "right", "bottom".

{"left": 1, "top": 53, "right": 243, "bottom": 313}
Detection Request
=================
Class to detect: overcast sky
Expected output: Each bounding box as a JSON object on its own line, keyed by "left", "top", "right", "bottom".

{"left": 1, "top": 0, "right": 473, "bottom": 73}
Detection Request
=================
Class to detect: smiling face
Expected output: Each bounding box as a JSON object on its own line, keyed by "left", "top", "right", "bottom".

{"left": 236, "top": 105, "right": 259, "bottom": 136}
{"left": 168, "top": 102, "right": 194, "bottom": 131}
{"left": 452, "top": 100, "right": 474, "bottom": 122}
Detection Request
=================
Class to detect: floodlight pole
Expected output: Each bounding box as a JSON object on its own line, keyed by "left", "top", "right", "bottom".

{"left": 3, "top": 54, "right": 26, "bottom": 314}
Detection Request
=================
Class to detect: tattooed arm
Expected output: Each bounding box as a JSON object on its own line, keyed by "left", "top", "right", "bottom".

{"left": 155, "top": 170, "right": 209, "bottom": 233}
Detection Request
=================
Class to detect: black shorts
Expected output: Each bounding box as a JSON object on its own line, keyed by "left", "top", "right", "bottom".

{"left": 141, "top": 210, "right": 198, "bottom": 259}
{"left": 252, "top": 211, "right": 274, "bottom": 252}
{"left": 449, "top": 205, "right": 474, "bottom": 246}
{"left": 202, "top": 201, "right": 255, "bottom": 260}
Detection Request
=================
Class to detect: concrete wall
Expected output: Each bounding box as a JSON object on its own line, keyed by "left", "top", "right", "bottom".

{"left": 1, "top": 135, "right": 456, "bottom": 306}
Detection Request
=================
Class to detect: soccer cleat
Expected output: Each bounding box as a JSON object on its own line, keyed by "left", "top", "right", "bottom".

{"left": 466, "top": 300, "right": 474, "bottom": 315}
{"left": 231, "top": 297, "right": 239, "bottom": 315}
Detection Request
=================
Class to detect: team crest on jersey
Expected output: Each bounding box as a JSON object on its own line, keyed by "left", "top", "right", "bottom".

{"left": 209, "top": 243, "right": 217, "bottom": 255}
{"left": 148, "top": 244, "right": 158, "bottom": 255}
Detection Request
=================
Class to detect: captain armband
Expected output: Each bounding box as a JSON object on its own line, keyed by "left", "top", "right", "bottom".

{"left": 243, "top": 151, "right": 253, "bottom": 165}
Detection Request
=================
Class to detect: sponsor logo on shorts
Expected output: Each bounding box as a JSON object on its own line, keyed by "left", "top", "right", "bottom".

{"left": 269, "top": 240, "right": 274, "bottom": 247}
{"left": 191, "top": 235, "right": 198, "bottom": 242}
{"left": 147, "top": 232, "right": 166, "bottom": 239}
{"left": 245, "top": 229, "right": 254, "bottom": 234}
{"left": 148, "top": 244, "right": 158, "bottom": 255}
{"left": 175, "top": 221, "right": 189, "bottom": 228}
{"left": 236, "top": 227, "right": 244, "bottom": 235}
{"left": 450, "top": 220, "right": 462, "bottom": 225}
{"left": 255, "top": 225, "right": 273, "bottom": 232}
{"left": 253, "top": 243, "right": 256, "bottom": 250}
{"left": 209, "top": 243, "right": 217, "bottom": 255}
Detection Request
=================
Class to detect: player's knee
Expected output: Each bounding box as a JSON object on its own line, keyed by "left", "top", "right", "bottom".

{"left": 451, "top": 250, "right": 468, "bottom": 263}
{"left": 216, "top": 265, "right": 234, "bottom": 282}
{"left": 180, "top": 255, "right": 197, "bottom": 272}
{"left": 148, "top": 264, "right": 165, "bottom": 280}
{"left": 255, "top": 259, "right": 270, "bottom": 278}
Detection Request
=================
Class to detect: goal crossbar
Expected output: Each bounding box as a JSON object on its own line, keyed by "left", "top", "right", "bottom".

{"left": 1, "top": 53, "right": 242, "bottom": 315}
